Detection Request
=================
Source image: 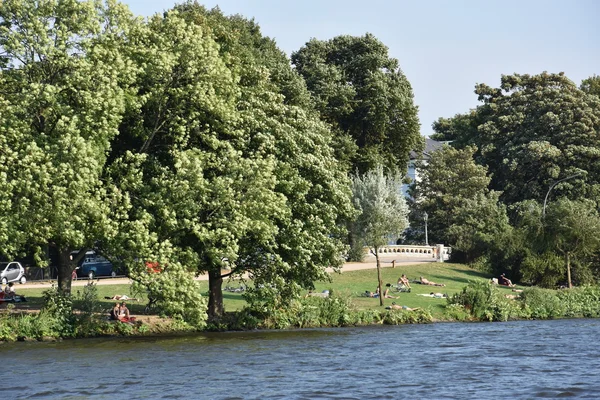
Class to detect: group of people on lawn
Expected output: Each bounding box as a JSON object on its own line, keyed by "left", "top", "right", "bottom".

{"left": 365, "top": 274, "right": 447, "bottom": 300}
{"left": 0, "top": 282, "right": 26, "bottom": 302}
{"left": 110, "top": 301, "right": 136, "bottom": 323}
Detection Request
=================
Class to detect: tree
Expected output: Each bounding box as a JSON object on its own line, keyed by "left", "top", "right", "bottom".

{"left": 110, "top": 4, "right": 354, "bottom": 320}
{"left": 542, "top": 199, "right": 600, "bottom": 288}
{"left": 0, "top": 0, "right": 136, "bottom": 292}
{"left": 410, "top": 146, "right": 510, "bottom": 262}
{"left": 431, "top": 72, "right": 600, "bottom": 206}
{"left": 292, "top": 34, "right": 422, "bottom": 174}
{"left": 352, "top": 166, "right": 409, "bottom": 306}
{"left": 581, "top": 75, "right": 600, "bottom": 98}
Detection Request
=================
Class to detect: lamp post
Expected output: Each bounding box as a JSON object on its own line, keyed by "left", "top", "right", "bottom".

{"left": 542, "top": 173, "right": 582, "bottom": 216}
{"left": 424, "top": 211, "right": 428, "bottom": 246}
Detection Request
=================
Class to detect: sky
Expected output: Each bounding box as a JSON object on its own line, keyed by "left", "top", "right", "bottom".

{"left": 124, "top": 0, "right": 599, "bottom": 135}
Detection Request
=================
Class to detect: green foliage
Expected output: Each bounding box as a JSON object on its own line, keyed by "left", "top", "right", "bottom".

{"left": 292, "top": 33, "right": 421, "bottom": 174}
{"left": 130, "top": 259, "right": 208, "bottom": 329}
{"left": 514, "top": 199, "right": 600, "bottom": 288}
{"left": 239, "top": 292, "right": 361, "bottom": 329}
{"left": 557, "top": 286, "right": 600, "bottom": 318}
{"left": 519, "top": 287, "right": 564, "bottom": 319}
{"left": 432, "top": 72, "right": 600, "bottom": 206}
{"left": 410, "top": 146, "right": 510, "bottom": 262}
{"left": 444, "top": 304, "right": 472, "bottom": 322}
{"left": 580, "top": 75, "right": 600, "bottom": 98}
{"left": 520, "top": 251, "right": 564, "bottom": 288}
{"left": 352, "top": 166, "right": 409, "bottom": 250}
{"left": 73, "top": 282, "right": 103, "bottom": 319}
{"left": 447, "top": 280, "right": 522, "bottom": 322}
{"left": 42, "top": 285, "right": 75, "bottom": 337}
{"left": 0, "top": 0, "right": 138, "bottom": 290}
{"left": 381, "top": 308, "right": 433, "bottom": 324}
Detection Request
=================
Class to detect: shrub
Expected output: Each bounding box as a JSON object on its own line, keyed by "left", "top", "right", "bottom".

{"left": 519, "top": 287, "right": 564, "bottom": 319}
{"left": 557, "top": 286, "right": 600, "bottom": 318}
{"left": 447, "top": 280, "right": 522, "bottom": 322}
{"left": 42, "top": 285, "right": 75, "bottom": 337}
{"left": 444, "top": 304, "right": 472, "bottom": 322}
{"left": 382, "top": 308, "right": 433, "bottom": 324}
{"left": 73, "top": 282, "right": 103, "bottom": 319}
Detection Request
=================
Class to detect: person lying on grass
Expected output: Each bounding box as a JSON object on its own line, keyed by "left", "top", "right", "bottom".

{"left": 385, "top": 302, "right": 421, "bottom": 311}
{"left": 365, "top": 287, "right": 396, "bottom": 299}
{"left": 417, "top": 292, "right": 448, "bottom": 298}
{"left": 419, "top": 276, "right": 446, "bottom": 287}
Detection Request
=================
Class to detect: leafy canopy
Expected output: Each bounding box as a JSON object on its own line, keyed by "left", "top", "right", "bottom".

{"left": 431, "top": 72, "right": 600, "bottom": 206}
{"left": 292, "top": 34, "right": 422, "bottom": 174}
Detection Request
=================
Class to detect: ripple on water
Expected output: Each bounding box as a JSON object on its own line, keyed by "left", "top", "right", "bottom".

{"left": 5, "top": 319, "right": 600, "bottom": 399}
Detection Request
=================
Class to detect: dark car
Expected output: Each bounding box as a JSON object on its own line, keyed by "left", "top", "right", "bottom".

{"left": 0, "top": 261, "right": 26, "bottom": 284}
{"left": 76, "top": 251, "right": 115, "bottom": 279}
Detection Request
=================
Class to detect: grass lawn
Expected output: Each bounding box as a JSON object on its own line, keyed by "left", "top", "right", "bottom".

{"left": 12, "top": 262, "right": 521, "bottom": 320}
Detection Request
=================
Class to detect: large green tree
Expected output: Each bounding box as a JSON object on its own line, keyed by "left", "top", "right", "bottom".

{"left": 431, "top": 72, "right": 600, "bottom": 206}
{"left": 292, "top": 34, "right": 422, "bottom": 174}
{"left": 410, "top": 146, "right": 510, "bottom": 263}
{"left": 111, "top": 4, "right": 353, "bottom": 320}
{"left": 351, "top": 166, "right": 408, "bottom": 306}
{"left": 541, "top": 199, "right": 600, "bottom": 288}
{"left": 0, "top": 0, "right": 136, "bottom": 292}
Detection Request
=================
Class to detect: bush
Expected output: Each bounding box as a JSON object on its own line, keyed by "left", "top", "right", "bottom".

{"left": 447, "top": 280, "right": 522, "bottom": 322}
{"left": 444, "top": 304, "right": 472, "bottom": 322}
{"left": 72, "top": 282, "right": 103, "bottom": 318}
{"left": 519, "top": 287, "right": 564, "bottom": 319}
{"left": 382, "top": 308, "right": 433, "bottom": 324}
{"left": 130, "top": 261, "right": 208, "bottom": 329}
{"left": 42, "top": 285, "right": 75, "bottom": 337}
{"left": 557, "top": 286, "right": 600, "bottom": 318}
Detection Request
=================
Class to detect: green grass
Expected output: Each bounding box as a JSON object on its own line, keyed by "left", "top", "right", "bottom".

{"left": 319, "top": 262, "right": 519, "bottom": 318}
{"left": 13, "top": 263, "right": 520, "bottom": 320}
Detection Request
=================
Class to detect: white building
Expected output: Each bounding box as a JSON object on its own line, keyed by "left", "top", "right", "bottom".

{"left": 401, "top": 138, "right": 448, "bottom": 197}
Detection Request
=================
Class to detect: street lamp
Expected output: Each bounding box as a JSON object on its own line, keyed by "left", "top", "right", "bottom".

{"left": 424, "top": 211, "right": 428, "bottom": 246}
{"left": 542, "top": 173, "right": 582, "bottom": 216}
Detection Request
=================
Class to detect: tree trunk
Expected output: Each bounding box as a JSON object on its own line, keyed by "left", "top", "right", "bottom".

{"left": 207, "top": 268, "right": 224, "bottom": 320}
{"left": 375, "top": 247, "right": 384, "bottom": 307}
{"left": 566, "top": 253, "right": 572, "bottom": 289}
{"left": 57, "top": 248, "right": 74, "bottom": 294}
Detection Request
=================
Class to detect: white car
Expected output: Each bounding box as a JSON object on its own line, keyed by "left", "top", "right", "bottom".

{"left": 0, "top": 261, "right": 26, "bottom": 284}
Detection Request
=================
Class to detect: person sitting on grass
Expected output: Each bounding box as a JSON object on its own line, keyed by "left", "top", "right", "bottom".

{"left": 2, "top": 282, "right": 26, "bottom": 302}
{"left": 419, "top": 276, "right": 446, "bottom": 287}
{"left": 110, "top": 302, "right": 136, "bottom": 323}
{"left": 110, "top": 302, "right": 120, "bottom": 320}
{"left": 499, "top": 273, "right": 515, "bottom": 287}
{"left": 4, "top": 282, "right": 16, "bottom": 298}
{"left": 397, "top": 274, "right": 411, "bottom": 289}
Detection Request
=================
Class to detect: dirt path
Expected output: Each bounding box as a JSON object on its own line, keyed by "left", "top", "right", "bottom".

{"left": 18, "top": 255, "right": 434, "bottom": 289}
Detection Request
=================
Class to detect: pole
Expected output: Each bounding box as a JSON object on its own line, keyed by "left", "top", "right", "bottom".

{"left": 424, "top": 211, "right": 429, "bottom": 246}
{"left": 543, "top": 173, "right": 582, "bottom": 216}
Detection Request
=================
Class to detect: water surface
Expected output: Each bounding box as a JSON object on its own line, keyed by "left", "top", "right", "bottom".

{"left": 5, "top": 319, "right": 600, "bottom": 399}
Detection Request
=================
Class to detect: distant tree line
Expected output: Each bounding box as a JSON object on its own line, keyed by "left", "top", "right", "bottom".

{"left": 417, "top": 73, "right": 600, "bottom": 288}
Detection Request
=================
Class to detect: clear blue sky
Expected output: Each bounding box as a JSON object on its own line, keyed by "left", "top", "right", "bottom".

{"left": 124, "top": 0, "right": 599, "bottom": 135}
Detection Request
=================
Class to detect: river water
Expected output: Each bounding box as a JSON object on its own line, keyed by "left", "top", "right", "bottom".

{"left": 5, "top": 318, "right": 600, "bottom": 399}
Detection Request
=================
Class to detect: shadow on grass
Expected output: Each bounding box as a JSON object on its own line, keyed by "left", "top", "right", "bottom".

{"left": 446, "top": 267, "right": 491, "bottom": 283}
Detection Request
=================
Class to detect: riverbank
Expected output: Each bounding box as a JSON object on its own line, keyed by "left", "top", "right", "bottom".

{"left": 4, "top": 256, "right": 599, "bottom": 342}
